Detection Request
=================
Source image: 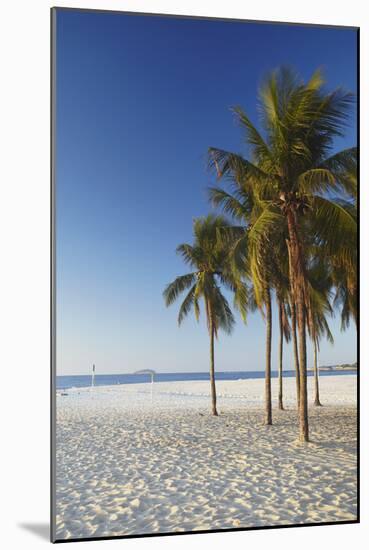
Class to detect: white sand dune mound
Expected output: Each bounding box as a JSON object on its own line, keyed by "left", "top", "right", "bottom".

{"left": 55, "top": 375, "right": 357, "bottom": 540}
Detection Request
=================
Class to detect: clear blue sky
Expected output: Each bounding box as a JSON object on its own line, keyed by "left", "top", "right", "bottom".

{"left": 55, "top": 9, "right": 357, "bottom": 375}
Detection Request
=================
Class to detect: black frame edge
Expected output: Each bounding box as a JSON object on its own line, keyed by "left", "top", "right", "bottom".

{"left": 51, "top": 6, "right": 57, "bottom": 544}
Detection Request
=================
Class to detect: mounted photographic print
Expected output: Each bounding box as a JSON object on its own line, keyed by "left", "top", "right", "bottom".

{"left": 51, "top": 7, "right": 359, "bottom": 543}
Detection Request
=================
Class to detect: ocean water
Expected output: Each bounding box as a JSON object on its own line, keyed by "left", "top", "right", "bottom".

{"left": 56, "top": 369, "right": 357, "bottom": 390}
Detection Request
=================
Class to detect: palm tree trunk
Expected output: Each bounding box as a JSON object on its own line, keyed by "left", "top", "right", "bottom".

{"left": 313, "top": 336, "right": 322, "bottom": 406}
{"left": 296, "top": 305, "right": 309, "bottom": 442}
{"left": 291, "top": 302, "right": 300, "bottom": 408}
{"left": 278, "top": 301, "right": 284, "bottom": 410}
{"left": 264, "top": 287, "right": 272, "bottom": 425}
{"left": 286, "top": 209, "right": 309, "bottom": 443}
{"left": 209, "top": 315, "right": 218, "bottom": 416}
{"left": 287, "top": 241, "right": 301, "bottom": 410}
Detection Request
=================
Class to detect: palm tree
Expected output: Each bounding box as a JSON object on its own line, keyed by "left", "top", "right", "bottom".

{"left": 264, "top": 285, "right": 273, "bottom": 424}
{"left": 251, "top": 253, "right": 275, "bottom": 426}
{"left": 286, "top": 242, "right": 301, "bottom": 408}
{"left": 312, "top": 323, "right": 333, "bottom": 407}
{"left": 163, "top": 215, "right": 235, "bottom": 416}
{"left": 309, "top": 310, "right": 334, "bottom": 407}
{"left": 268, "top": 233, "right": 291, "bottom": 412}
{"left": 208, "top": 185, "right": 281, "bottom": 425}
{"left": 290, "top": 302, "right": 300, "bottom": 408}
{"left": 256, "top": 234, "right": 289, "bottom": 421}
{"left": 209, "top": 67, "right": 357, "bottom": 442}
{"left": 305, "top": 260, "right": 334, "bottom": 407}
{"left": 277, "top": 294, "right": 291, "bottom": 410}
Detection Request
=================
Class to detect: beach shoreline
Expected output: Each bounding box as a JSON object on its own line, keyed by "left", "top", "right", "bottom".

{"left": 56, "top": 375, "right": 357, "bottom": 539}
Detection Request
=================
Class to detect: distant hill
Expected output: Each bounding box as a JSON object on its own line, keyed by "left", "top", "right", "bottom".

{"left": 318, "top": 362, "right": 357, "bottom": 371}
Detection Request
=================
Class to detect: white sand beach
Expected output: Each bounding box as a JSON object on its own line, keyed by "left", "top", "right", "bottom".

{"left": 55, "top": 375, "right": 357, "bottom": 540}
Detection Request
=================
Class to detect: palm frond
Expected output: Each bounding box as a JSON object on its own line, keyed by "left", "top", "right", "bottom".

{"left": 247, "top": 205, "right": 284, "bottom": 250}
{"left": 163, "top": 273, "right": 197, "bottom": 307}
{"left": 232, "top": 105, "right": 273, "bottom": 164}
{"left": 208, "top": 187, "right": 251, "bottom": 219}
{"left": 310, "top": 196, "right": 357, "bottom": 261}
{"left": 176, "top": 244, "right": 200, "bottom": 267}
{"left": 211, "top": 285, "right": 235, "bottom": 336}
{"left": 297, "top": 168, "right": 336, "bottom": 194}
{"left": 208, "top": 147, "right": 274, "bottom": 191}
{"left": 320, "top": 147, "right": 357, "bottom": 199}
{"left": 178, "top": 284, "right": 197, "bottom": 326}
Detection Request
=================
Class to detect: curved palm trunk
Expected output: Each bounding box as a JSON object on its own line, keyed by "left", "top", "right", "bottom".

{"left": 286, "top": 210, "right": 309, "bottom": 443}
{"left": 278, "top": 301, "right": 284, "bottom": 410}
{"left": 290, "top": 302, "right": 300, "bottom": 408}
{"left": 208, "top": 309, "right": 218, "bottom": 416}
{"left": 264, "top": 287, "right": 272, "bottom": 425}
{"left": 313, "top": 336, "right": 322, "bottom": 407}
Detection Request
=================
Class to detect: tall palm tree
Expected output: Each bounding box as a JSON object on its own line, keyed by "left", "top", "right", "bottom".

{"left": 256, "top": 233, "right": 289, "bottom": 421}
{"left": 307, "top": 307, "right": 334, "bottom": 407}
{"left": 277, "top": 294, "right": 291, "bottom": 410}
{"left": 311, "top": 316, "right": 333, "bottom": 407}
{"left": 305, "top": 260, "right": 334, "bottom": 407}
{"left": 264, "top": 285, "right": 273, "bottom": 425}
{"left": 268, "top": 233, "right": 291, "bottom": 412}
{"left": 290, "top": 302, "right": 300, "bottom": 408}
{"left": 163, "top": 215, "right": 235, "bottom": 416}
{"left": 209, "top": 67, "right": 356, "bottom": 442}
{"left": 251, "top": 249, "right": 275, "bottom": 426}
{"left": 208, "top": 185, "right": 281, "bottom": 425}
{"left": 286, "top": 242, "right": 301, "bottom": 408}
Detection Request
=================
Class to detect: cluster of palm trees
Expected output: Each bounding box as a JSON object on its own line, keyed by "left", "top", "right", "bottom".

{"left": 163, "top": 67, "right": 357, "bottom": 443}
